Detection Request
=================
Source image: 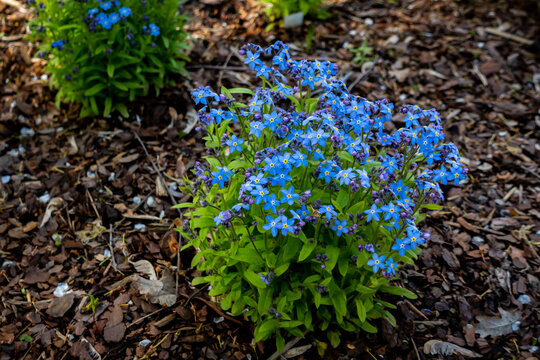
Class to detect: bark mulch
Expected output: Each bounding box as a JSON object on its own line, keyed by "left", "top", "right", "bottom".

{"left": 0, "top": 0, "right": 538, "bottom": 359}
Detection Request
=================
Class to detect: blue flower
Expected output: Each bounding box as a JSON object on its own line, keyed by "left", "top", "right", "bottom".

{"left": 318, "top": 164, "right": 336, "bottom": 183}
{"left": 149, "top": 23, "right": 160, "bottom": 36}
{"left": 319, "top": 204, "right": 338, "bottom": 220}
{"left": 211, "top": 167, "right": 231, "bottom": 188}
{"left": 263, "top": 193, "right": 280, "bottom": 213}
{"left": 244, "top": 51, "right": 262, "bottom": 70}
{"left": 367, "top": 253, "right": 386, "bottom": 273}
{"left": 280, "top": 186, "right": 299, "bottom": 206}
{"left": 100, "top": 1, "right": 112, "bottom": 10}
{"left": 263, "top": 111, "right": 282, "bottom": 132}
{"left": 88, "top": 8, "right": 99, "bottom": 15}
{"left": 249, "top": 173, "right": 268, "bottom": 186}
{"left": 278, "top": 215, "right": 295, "bottom": 236}
{"left": 250, "top": 121, "right": 263, "bottom": 138}
{"left": 109, "top": 12, "right": 120, "bottom": 24}
{"left": 99, "top": 16, "right": 113, "bottom": 30}
{"left": 385, "top": 258, "right": 397, "bottom": 275}
{"left": 391, "top": 238, "right": 411, "bottom": 257}
{"left": 231, "top": 202, "right": 249, "bottom": 212}
{"left": 263, "top": 215, "right": 280, "bottom": 237}
{"left": 332, "top": 220, "right": 348, "bottom": 236}
{"left": 214, "top": 211, "right": 225, "bottom": 225}
{"left": 364, "top": 204, "right": 380, "bottom": 223}
{"left": 226, "top": 135, "right": 243, "bottom": 153}
{"left": 381, "top": 155, "right": 399, "bottom": 174}
{"left": 119, "top": 6, "right": 131, "bottom": 16}
{"left": 251, "top": 186, "right": 269, "bottom": 205}
{"left": 292, "top": 151, "right": 308, "bottom": 167}
{"left": 380, "top": 202, "right": 400, "bottom": 222}
{"left": 336, "top": 168, "right": 356, "bottom": 186}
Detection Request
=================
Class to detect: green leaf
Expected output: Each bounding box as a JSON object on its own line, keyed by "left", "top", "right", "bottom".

{"left": 244, "top": 270, "right": 265, "bottom": 289}
{"left": 337, "top": 255, "right": 349, "bottom": 277}
{"left": 107, "top": 63, "right": 115, "bottom": 78}
{"left": 84, "top": 84, "right": 106, "bottom": 96}
{"left": 191, "top": 276, "right": 210, "bottom": 286}
{"left": 276, "top": 331, "right": 285, "bottom": 351}
{"left": 254, "top": 319, "right": 278, "bottom": 342}
{"left": 324, "top": 246, "right": 340, "bottom": 272}
{"left": 18, "top": 334, "right": 32, "bottom": 342}
{"left": 257, "top": 288, "right": 273, "bottom": 314}
{"left": 356, "top": 298, "right": 367, "bottom": 322}
{"left": 112, "top": 81, "right": 128, "bottom": 91}
{"left": 379, "top": 285, "right": 417, "bottom": 299}
{"left": 192, "top": 216, "right": 216, "bottom": 229}
{"left": 104, "top": 97, "right": 112, "bottom": 117}
{"left": 360, "top": 320, "right": 378, "bottom": 333}
{"left": 384, "top": 311, "right": 397, "bottom": 327}
{"left": 220, "top": 86, "right": 233, "bottom": 99}
{"left": 421, "top": 203, "right": 443, "bottom": 210}
{"left": 115, "top": 103, "right": 129, "bottom": 118}
{"left": 335, "top": 190, "right": 349, "bottom": 212}
{"left": 172, "top": 202, "right": 194, "bottom": 209}
{"left": 228, "top": 87, "right": 254, "bottom": 95}
{"left": 298, "top": 240, "right": 317, "bottom": 261}
{"left": 327, "top": 330, "right": 340, "bottom": 348}
{"left": 274, "top": 263, "right": 290, "bottom": 276}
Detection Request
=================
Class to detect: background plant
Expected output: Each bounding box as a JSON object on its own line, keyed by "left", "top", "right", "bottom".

{"left": 261, "top": 0, "right": 329, "bottom": 29}
{"left": 177, "top": 42, "right": 467, "bottom": 350}
{"left": 27, "top": 0, "right": 189, "bottom": 117}
{"left": 350, "top": 39, "right": 375, "bottom": 67}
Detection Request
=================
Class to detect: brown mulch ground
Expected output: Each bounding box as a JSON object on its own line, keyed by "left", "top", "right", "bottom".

{"left": 0, "top": 0, "right": 539, "bottom": 359}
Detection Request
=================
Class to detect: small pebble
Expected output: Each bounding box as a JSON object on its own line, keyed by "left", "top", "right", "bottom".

{"left": 472, "top": 236, "right": 485, "bottom": 246}
{"left": 20, "top": 127, "right": 34, "bottom": 136}
{"left": 511, "top": 321, "right": 520, "bottom": 331}
{"left": 39, "top": 193, "right": 51, "bottom": 203}
{"left": 139, "top": 339, "right": 152, "bottom": 347}
{"left": 517, "top": 294, "right": 531, "bottom": 305}
{"left": 53, "top": 282, "right": 71, "bottom": 297}
{"left": 134, "top": 224, "right": 146, "bottom": 232}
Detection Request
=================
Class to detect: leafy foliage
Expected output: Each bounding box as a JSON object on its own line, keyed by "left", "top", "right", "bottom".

{"left": 27, "top": 0, "right": 189, "bottom": 117}
{"left": 176, "top": 41, "right": 467, "bottom": 350}
{"left": 262, "top": 0, "right": 329, "bottom": 26}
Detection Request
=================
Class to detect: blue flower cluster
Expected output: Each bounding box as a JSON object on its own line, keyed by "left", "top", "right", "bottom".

{"left": 83, "top": 0, "right": 159, "bottom": 36}
{"left": 191, "top": 41, "right": 467, "bottom": 277}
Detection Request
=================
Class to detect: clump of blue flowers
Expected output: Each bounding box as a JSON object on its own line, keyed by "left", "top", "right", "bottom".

{"left": 27, "top": 0, "right": 188, "bottom": 117}
{"left": 177, "top": 41, "right": 467, "bottom": 350}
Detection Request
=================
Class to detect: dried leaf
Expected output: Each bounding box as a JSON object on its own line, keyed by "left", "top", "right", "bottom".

{"left": 424, "top": 340, "right": 481, "bottom": 358}
{"left": 75, "top": 221, "right": 105, "bottom": 244}
{"left": 131, "top": 259, "right": 157, "bottom": 280}
{"left": 104, "top": 305, "right": 125, "bottom": 343}
{"left": 474, "top": 308, "right": 522, "bottom": 338}
{"left": 47, "top": 294, "right": 75, "bottom": 317}
{"left": 40, "top": 197, "right": 64, "bottom": 228}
